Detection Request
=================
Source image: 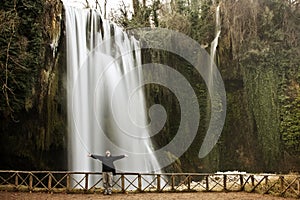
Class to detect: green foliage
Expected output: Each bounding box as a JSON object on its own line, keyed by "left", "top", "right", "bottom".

{"left": 110, "top": 0, "right": 153, "bottom": 28}
{"left": 189, "top": 0, "right": 215, "bottom": 44}
{"left": 111, "top": 0, "right": 215, "bottom": 44}
{"left": 238, "top": 0, "right": 300, "bottom": 169}
{"left": 1, "top": 0, "right": 298, "bottom": 172}
{"left": 279, "top": 67, "right": 300, "bottom": 155}
{"left": 0, "top": 0, "right": 45, "bottom": 115}
{"left": 0, "top": 0, "right": 67, "bottom": 170}
{"left": 241, "top": 49, "right": 282, "bottom": 169}
{"left": 113, "top": 0, "right": 300, "bottom": 172}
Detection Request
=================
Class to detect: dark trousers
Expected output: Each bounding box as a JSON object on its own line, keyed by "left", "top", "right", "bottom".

{"left": 102, "top": 172, "right": 113, "bottom": 194}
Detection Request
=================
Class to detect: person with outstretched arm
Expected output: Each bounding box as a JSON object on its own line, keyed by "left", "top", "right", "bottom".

{"left": 88, "top": 150, "right": 128, "bottom": 195}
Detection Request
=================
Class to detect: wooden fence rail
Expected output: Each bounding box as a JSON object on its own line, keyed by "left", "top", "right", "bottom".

{"left": 0, "top": 171, "right": 299, "bottom": 198}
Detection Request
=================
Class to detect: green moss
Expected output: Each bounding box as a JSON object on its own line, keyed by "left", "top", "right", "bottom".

{"left": 279, "top": 69, "right": 300, "bottom": 158}
{"left": 0, "top": 0, "right": 67, "bottom": 170}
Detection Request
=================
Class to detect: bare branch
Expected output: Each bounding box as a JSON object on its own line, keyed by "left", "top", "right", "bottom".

{"left": 2, "top": 0, "right": 18, "bottom": 114}
{"left": 104, "top": 0, "right": 107, "bottom": 19}
{"left": 85, "top": 0, "right": 90, "bottom": 8}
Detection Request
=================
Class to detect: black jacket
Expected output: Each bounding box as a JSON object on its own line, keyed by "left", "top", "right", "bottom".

{"left": 91, "top": 154, "right": 125, "bottom": 175}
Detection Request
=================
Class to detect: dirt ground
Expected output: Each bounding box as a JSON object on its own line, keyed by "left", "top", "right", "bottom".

{"left": 0, "top": 191, "right": 297, "bottom": 200}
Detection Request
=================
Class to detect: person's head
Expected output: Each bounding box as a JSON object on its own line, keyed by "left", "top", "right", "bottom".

{"left": 105, "top": 150, "right": 111, "bottom": 157}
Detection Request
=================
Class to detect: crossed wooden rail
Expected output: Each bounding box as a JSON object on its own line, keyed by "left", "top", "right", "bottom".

{"left": 0, "top": 170, "right": 299, "bottom": 198}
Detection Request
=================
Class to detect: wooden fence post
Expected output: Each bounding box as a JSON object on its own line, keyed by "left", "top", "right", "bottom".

{"left": 240, "top": 175, "right": 244, "bottom": 191}
{"left": 223, "top": 175, "right": 227, "bottom": 191}
{"left": 48, "top": 174, "right": 52, "bottom": 191}
{"left": 251, "top": 175, "right": 255, "bottom": 186}
{"left": 157, "top": 174, "right": 161, "bottom": 192}
{"left": 121, "top": 174, "right": 125, "bottom": 193}
{"left": 138, "top": 174, "right": 142, "bottom": 192}
{"left": 279, "top": 176, "right": 284, "bottom": 193}
{"left": 85, "top": 173, "right": 89, "bottom": 191}
{"left": 171, "top": 175, "right": 175, "bottom": 191}
{"left": 66, "top": 173, "right": 70, "bottom": 191}
{"left": 187, "top": 176, "right": 191, "bottom": 190}
{"left": 15, "top": 173, "right": 18, "bottom": 187}
{"left": 29, "top": 173, "right": 33, "bottom": 191}
{"left": 206, "top": 176, "right": 209, "bottom": 191}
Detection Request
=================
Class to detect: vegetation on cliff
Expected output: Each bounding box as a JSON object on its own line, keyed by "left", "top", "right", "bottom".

{"left": 112, "top": 0, "right": 300, "bottom": 173}
{"left": 0, "top": 0, "right": 67, "bottom": 170}
{"left": 0, "top": 0, "right": 299, "bottom": 173}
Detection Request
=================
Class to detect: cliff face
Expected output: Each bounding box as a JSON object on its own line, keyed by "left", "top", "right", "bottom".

{"left": 217, "top": 0, "right": 300, "bottom": 172}
{"left": 0, "top": 0, "right": 67, "bottom": 170}
{"left": 0, "top": 0, "right": 299, "bottom": 173}
{"left": 141, "top": 0, "right": 300, "bottom": 173}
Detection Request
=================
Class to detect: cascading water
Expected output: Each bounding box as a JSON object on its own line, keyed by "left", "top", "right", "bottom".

{"left": 64, "top": 4, "right": 161, "bottom": 180}
{"left": 209, "top": 4, "right": 221, "bottom": 86}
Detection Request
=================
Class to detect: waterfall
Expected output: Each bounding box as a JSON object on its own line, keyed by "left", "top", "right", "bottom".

{"left": 197, "top": 3, "right": 225, "bottom": 158}
{"left": 209, "top": 4, "right": 221, "bottom": 86}
{"left": 64, "top": 5, "right": 161, "bottom": 177}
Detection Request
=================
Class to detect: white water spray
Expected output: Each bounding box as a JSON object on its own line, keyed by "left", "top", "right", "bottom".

{"left": 209, "top": 4, "right": 221, "bottom": 87}
{"left": 64, "top": 5, "right": 161, "bottom": 177}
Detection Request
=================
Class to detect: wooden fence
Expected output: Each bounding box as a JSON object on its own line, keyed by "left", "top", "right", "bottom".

{"left": 0, "top": 170, "right": 299, "bottom": 198}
